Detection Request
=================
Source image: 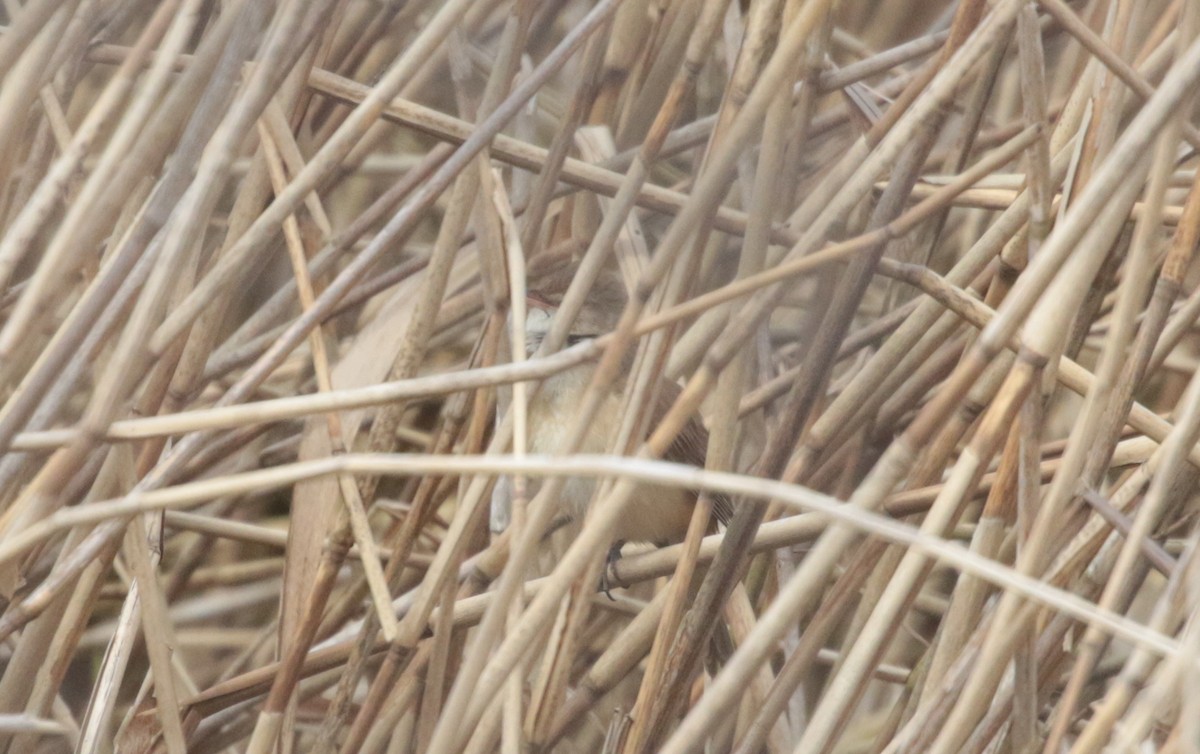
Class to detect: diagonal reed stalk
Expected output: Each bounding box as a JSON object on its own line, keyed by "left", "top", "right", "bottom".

{"left": 3, "top": 2, "right": 1200, "bottom": 753}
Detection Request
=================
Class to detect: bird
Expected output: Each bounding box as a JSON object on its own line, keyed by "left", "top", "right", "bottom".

{"left": 516, "top": 268, "right": 733, "bottom": 548}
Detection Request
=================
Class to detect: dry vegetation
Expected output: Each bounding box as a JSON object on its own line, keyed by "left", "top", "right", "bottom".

{"left": 2, "top": 0, "right": 1200, "bottom": 751}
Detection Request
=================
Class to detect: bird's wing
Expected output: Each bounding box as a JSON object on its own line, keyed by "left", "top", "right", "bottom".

{"left": 649, "top": 378, "right": 735, "bottom": 526}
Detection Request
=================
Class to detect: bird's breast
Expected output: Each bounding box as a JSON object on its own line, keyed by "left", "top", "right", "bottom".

{"left": 523, "top": 369, "right": 694, "bottom": 543}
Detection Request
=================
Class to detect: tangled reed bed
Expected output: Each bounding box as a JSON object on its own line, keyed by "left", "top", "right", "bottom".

{"left": 0, "top": 0, "right": 1199, "bottom": 751}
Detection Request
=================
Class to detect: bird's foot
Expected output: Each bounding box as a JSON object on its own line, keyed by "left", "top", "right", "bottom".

{"left": 599, "top": 540, "right": 625, "bottom": 601}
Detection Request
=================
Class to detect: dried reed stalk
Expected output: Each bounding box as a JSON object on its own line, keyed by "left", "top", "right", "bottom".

{"left": 2, "top": 2, "right": 1200, "bottom": 753}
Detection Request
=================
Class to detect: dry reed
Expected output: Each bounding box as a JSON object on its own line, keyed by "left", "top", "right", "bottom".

{"left": 0, "top": 1, "right": 1198, "bottom": 752}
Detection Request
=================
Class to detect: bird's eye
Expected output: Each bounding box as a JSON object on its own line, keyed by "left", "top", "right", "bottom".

{"left": 566, "top": 335, "right": 593, "bottom": 346}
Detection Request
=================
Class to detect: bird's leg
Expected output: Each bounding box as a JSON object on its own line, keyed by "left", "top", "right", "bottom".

{"left": 599, "top": 540, "right": 625, "bottom": 600}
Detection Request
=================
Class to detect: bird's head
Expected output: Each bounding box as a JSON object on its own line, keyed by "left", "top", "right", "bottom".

{"left": 523, "top": 267, "right": 627, "bottom": 356}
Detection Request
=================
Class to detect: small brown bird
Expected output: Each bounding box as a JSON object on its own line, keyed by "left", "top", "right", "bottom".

{"left": 519, "top": 271, "right": 732, "bottom": 547}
